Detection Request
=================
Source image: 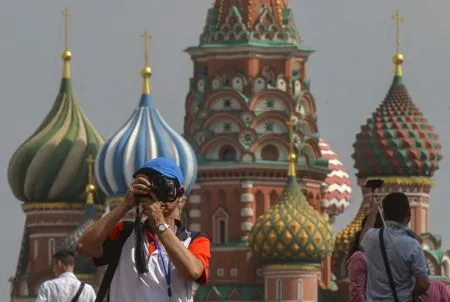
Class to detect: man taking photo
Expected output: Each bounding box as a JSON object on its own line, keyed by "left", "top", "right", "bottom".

{"left": 76, "top": 157, "right": 211, "bottom": 302}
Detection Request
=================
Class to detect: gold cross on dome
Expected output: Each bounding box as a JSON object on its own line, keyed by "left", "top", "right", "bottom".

{"left": 392, "top": 9, "right": 405, "bottom": 54}
{"left": 62, "top": 7, "right": 71, "bottom": 50}
{"left": 140, "top": 29, "right": 152, "bottom": 67}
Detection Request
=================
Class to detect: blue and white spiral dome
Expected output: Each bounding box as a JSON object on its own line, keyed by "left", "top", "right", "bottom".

{"left": 95, "top": 71, "right": 198, "bottom": 197}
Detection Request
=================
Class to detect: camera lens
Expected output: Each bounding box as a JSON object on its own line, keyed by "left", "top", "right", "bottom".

{"left": 153, "top": 176, "right": 166, "bottom": 186}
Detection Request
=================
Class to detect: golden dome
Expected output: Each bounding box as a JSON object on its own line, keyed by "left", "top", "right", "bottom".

{"left": 249, "top": 176, "right": 334, "bottom": 263}
{"left": 333, "top": 203, "right": 369, "bottom": 266}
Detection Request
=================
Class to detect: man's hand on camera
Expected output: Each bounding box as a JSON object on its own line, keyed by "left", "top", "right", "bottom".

{"left": 142, "top": 196, "right": 166, "bottom": 229}
{"left": 124, "top": 176, "right": 152, "bottom": 210}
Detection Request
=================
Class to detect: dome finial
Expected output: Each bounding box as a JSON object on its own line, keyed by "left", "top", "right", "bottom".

{"left": 286, "top": 116, "right": 297, "bottom": 177}
{"left": 392, "top": 9, "right": 405, "bottom": 77}
{"left": 85, "top": 155, "right": 96, "bottom": 204}
{"left": 140, "top": 29, "right": 152, "bottom": 94}
{"left": 61, "top": 7, "right": 72, "bottom": 79}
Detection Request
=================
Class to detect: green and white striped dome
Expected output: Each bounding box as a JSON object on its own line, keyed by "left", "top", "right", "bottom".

{"left": 8, "top": 50, "right": 104, "bottom": 203}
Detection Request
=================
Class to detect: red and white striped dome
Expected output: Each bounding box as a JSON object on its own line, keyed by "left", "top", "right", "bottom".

{"left": 319, "top": 138, "right": 352, "bottom": 216}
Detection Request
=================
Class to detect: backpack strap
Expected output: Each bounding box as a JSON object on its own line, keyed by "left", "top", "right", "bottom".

{"left": 95, "top": 221, "right": 134, "bottom": 302}
{"left": 70, "top": 282, "right": 85, "bottom": 302}
{"left": 379, "top": 228, "right": 400, "bottom": 302}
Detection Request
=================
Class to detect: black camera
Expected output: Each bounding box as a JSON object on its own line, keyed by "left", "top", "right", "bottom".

{"left": 149, "top": 174, "right": 178, "bottom": 202}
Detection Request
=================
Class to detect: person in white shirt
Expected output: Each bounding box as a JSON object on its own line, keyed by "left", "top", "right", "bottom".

{"left": 35, "top": 249, "right": 96, "bottom": 302}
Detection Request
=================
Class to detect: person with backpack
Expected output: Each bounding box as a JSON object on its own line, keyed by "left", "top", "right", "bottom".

{"left": 360, "top": 192, "right": 430, "bottom": 302}
{"left": 35, "top": 249, "right": 96, "bottom": 302}
{"left": 76, "top": 157, "right": 211, "bottom": 302}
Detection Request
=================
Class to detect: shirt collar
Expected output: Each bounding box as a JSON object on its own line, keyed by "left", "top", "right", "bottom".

{"left": 385, "top": 220, "right": 408, "bottom": 229}
{"left": 58, "top": 272, "right": 76, "bottom": 279}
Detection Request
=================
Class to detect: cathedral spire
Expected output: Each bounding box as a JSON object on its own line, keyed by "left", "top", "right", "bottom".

{"left": 140, "top": 29, "right": 152, "bottom": 95}
{"left": 61, "top": 7, "right": 72, "bottom": 79}
{"left": 392, "top": 9, "right": 405, "bottom": 77}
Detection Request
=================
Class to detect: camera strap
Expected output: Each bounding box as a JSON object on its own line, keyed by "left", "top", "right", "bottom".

{"left": 153, "top": 235, "right": 172, "bottom": 298}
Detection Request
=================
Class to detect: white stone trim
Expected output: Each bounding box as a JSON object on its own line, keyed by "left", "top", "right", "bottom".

{"left": 241, "top": 222, "right": 253, "bottom": 231}
{"left": 230, "top": 268, "right": 238, "bottom": 277}
{"left": 191, "top": 184, "right": 201, "bottom": 190}
{"left": 241, "top": 181, "right": 253, "bottom": 189}
{"left": 362, "top": 192, "right": 430, "bottom": 199}
{"left": 217, "top": 268, "right": 224, "bottom": 277}
{"left": 188, "top": 195, "right": 201, "bottom": 204}
{"left": 410, "top": 202, "right": 429, "bottom": 208}
{"left": 240, "top": 208, "right": 254, "bottom": 217}
{"left": 241, "top": 193, "right": 254, "bottom": 202}
{"left": 189, "top": 209, "right": 201, "bottom": 218}
{"left": 27, "top": 222, "right": 80, "bottom": 227}
{"left": 189, "top": 223, "right": 201, "bottom": 232}
{"left": 30, "top": 233, "right": 69, "bottom": 239}
{"left": 26, "top": 210, "right": 85, "bottom": 215}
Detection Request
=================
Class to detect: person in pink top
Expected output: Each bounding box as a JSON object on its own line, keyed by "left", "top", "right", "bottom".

{"left": 346, "top": 213, "right": 384, "bottom": 302}
{"left": 418, "top": 280, "right": 450, "bottom": 302}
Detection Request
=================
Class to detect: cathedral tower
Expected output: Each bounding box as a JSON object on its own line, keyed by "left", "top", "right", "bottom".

{"left": 333, "top": 10, "right": 445, "bottom": 300}
{"left": 7, "top": 8, "right": 105, "bottom": 298}
{"left": 183, "top": 1, "right": 345, "bottom": 300}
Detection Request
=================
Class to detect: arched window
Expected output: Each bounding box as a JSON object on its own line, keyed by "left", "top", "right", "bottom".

{"left": 48, "top": 238, "right": 55, "bottom": 265}
{"left": 261, "top": 144, "right": 279, "bottom": 161}
{"left": 217, "top": 218, "right": 226, "bottom": 244}
{"left": 219, "top": 145, "right": 237, "bottom": 161}
{"left": 255, "top": 190, "right": 265, "bottom": 218}
{"left": 276, "top": 279, "right": 282, "bottom": 301}
{"left": 212, "top": 208, "right": 229, "bottom": 244}
{"left": 270, "top": 190, "right": 279, "bottom": 207}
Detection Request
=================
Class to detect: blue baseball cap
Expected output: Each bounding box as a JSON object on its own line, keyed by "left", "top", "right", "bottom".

{"left": 133, "top": 157, "right": 184, "bottom": 187}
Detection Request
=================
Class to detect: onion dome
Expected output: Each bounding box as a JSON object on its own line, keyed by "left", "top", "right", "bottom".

{"left": 352, "top": 52, "right": 442, "bottom": 179}
{"left": 319, "top": 138, "right": 352, "bottom": 217}
{"left": 95, "top": 31, "right": 198, "bottom": 197}
{"left": 249, "top": 121, "right": 333, "bottom": 263}
{"left": 7, "top": 34, "right": 104, "bottom": 203}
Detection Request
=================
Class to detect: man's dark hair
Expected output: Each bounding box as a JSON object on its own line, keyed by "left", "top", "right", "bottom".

{"left": 53, "top": 249, "right": 75, "bottom": 266}
{"left": 374, "top": 212, "right": 384, "bottom": 228}
{"left": 382, "top": 192, "right": 410, "bottom": 223}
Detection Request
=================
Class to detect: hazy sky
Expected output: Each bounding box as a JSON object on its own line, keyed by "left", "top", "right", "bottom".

{"left": 1, "top": 0, "right": 450, "bottom": 299}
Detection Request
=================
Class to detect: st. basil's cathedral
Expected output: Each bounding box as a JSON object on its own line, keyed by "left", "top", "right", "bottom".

{"left": 6, "top": 1, "right": 449, "bottom": 301}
